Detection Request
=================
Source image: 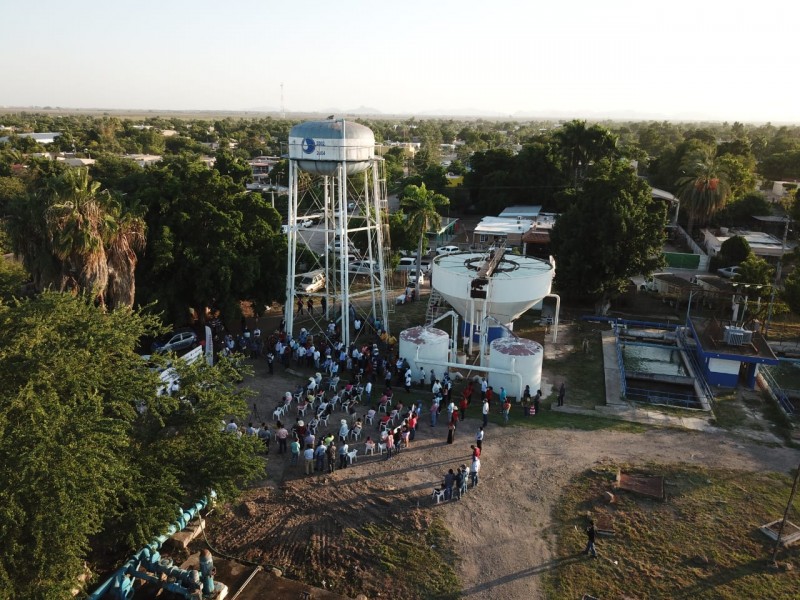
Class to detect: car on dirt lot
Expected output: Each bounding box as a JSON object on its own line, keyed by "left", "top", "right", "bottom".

{"left": 152, "top": 331, "right": 198, "bottom": 354}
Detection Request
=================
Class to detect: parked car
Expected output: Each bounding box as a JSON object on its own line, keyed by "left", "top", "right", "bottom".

{"left": 349, "top": 259, "right": 379, "bottom": 275}
{"left": 296, "top": 270, "right": 326, "bottom": 293}
{"left": 396, "top": 257, "right": 417, "bottom": 271}
{"left": 299, "top": 218, "right": 313, "bottom": 228}
{"left": 407, "top": 269, "right": 425, "bottom": 286}
{"left": 717, "top": 266, "right": 741, "bottom": 279}
{"left": 152, "top": 331, "right": 198, "bottom": 354}
{"left": 436, "top": 245, "right": 460, "bottom": 255}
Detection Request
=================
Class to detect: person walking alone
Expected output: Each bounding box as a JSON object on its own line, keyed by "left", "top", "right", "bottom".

{"left": 482, "top": 399, "right": 489, "bottom": 427}
{"left": 558, "top": 382, "right": 565, "bottom": 407}
{"left": 584, "top": 519, "right": 597, "bottom": 557}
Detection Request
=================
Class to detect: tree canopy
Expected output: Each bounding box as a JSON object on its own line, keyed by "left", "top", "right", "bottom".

{"left": 0, "top": 292, "right": 263, "bottom": 599}
{"left": 550, "top": 159, "right": 666, "bottom": 303}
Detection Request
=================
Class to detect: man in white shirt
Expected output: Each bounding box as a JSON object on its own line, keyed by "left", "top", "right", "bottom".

{"left": 225, "top": 419, "right": 239, "bottom": 434}
{"left": 469, "top": 456, "right": 481, "bottom": 487}
{"left": 482, "top": 400, "right": 489, "bottom": 427}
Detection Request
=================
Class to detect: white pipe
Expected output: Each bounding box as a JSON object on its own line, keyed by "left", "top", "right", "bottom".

{"left": 545, "top": 293, "right": 561, "bottom": 343}
{"left": 414, "top": 347, "right": 524, "bottom": 399}
{"left": 430, "top": 310, "right": 460, "bottom": 362}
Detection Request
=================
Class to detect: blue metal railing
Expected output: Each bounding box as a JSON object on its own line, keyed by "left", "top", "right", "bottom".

{"left": 613, "top": 323, "right": 627, "bottom": 398}
{"left": 759, "top": 365, "right": 797, "bottom": 416}
{"left": 625, "top": 386, "right": 703, "bottom": 410}
{"left": 676, "top": 327, "right": 715, "bottom": 407}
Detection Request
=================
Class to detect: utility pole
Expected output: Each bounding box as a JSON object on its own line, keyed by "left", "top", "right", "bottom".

{"left": 764, "top": 216, "right": 790, "bottom": 338}
{"left": 771, "top": 461, "right": 800, "bottom": 565}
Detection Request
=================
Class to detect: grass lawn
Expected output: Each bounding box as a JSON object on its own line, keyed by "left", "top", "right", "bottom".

{"left": 544, "top": 464, "right": 800, "bottom": 599}
{"left": 343, "top": 518, "right": 460, "bottom": 600}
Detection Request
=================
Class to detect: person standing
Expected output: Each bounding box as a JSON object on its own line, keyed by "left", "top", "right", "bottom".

{"left": 584, "top": 519, "right": 597, "bottom": 557}
{"left": 430, "top": 402, "right": 438, "bottom": 427}
{"left": 558, "top": 382, "right": 565, "bottom": 407}
{"left": 469, "top": 456, "right": 481, "bottom": 488}
{"left": 276, "top": 424, "right": 289, "bottom": 454}
{"left": 258, "top": 422, "right": 272, "bottom": 454}
{"left": 480, "top": 377, "right": 488, "bottom": 400}
{"left": 534, "top": 389, "right": 542, "bottom": 415}
{"left": 338, "top": 441, "right": 349, "bottom": 469}
{"left": 365, "top": 380, "right": 373, "bottom": 406}
{"left": 304, "top": 445, "right": 315, "bottom": 475}
{"left": 502, "top": 397, "right": 511, "bottom": 424}
{"left": 326, "top": 441, "right": 336, "bottom": 473}
{"left": 446, "top": 420, "right": 455, "bottom": 444}
{"left": 482, "top": 399, "right": 489, "bottom": 427}
{"left": 404, "top": 369, "right": 412, "bottom": 392}
{"left": 266, "top": 351, "right": 274, "bottom": 375}
{"left": 476, "top": 426, "right": 484, "bottom": 451}
{"left": 290, "top": 439, "right": 301, "bottom": 465}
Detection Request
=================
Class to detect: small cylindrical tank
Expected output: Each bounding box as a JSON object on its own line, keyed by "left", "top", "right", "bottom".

{"left": 399, "top": 326, "right": 450, "bottom": 375}
{"left": 488, "top": 337, "right": 544, "bottom": 399}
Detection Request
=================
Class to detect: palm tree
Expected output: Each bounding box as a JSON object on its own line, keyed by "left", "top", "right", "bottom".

{"left": 8, "top": 168, "right": 145, "bottom": 308}
{"left": 676, "top": 147, "right": 731, "bottom": 236}
{"left": 554, "top": 120, "right": 618, "bottom": 185}
{"left": 400, "top": 183, "right": 449, "bottom": 296}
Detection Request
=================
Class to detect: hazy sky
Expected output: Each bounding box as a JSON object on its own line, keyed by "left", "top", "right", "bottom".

{"left": 2, "top": 0, "right": 798, "bottom": 122}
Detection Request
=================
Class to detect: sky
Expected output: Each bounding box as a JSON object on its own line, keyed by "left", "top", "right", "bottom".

{"left": 2, "top": 0, "right": 798, "bottom": 123}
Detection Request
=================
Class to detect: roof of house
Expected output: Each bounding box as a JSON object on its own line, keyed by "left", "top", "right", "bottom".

{"left": 473, "top": 216, "right": 533, "bottom": 237}
{"left": 498, "top": 205, "right": 542, "bottom": 219}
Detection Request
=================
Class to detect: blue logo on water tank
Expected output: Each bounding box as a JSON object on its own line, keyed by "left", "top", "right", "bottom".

{"left": 301, "top": 138, "right": 316, "bottom": 154}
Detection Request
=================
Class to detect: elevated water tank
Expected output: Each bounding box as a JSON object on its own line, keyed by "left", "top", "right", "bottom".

{"left": 288, "top": 120, "right": 375, "bottom": 175}
{"left": 488, "top": 337, "right": 544, "bottom": 399}
{"left": 399, "top": 326, "right": 450, "bottom": 375}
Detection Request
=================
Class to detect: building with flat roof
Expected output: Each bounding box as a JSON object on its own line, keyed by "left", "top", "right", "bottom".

{"left": 702, "top": 228, "right": 794, "bottom": 259}
{"left": 471, "top": 216, "right": 534, "bottom": 249}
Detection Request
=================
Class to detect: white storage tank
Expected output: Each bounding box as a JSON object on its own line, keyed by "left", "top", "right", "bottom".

{"left": 399, "top": 326, "right": 450, "bottom": 376}
{"left": 489, "top": 337, "right": 544, "bottom": 399}
{"left": 288, "top": 120, "right": 375, "bottom": 175}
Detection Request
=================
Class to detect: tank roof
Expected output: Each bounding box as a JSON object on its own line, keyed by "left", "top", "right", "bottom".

{"left": 490, "top": 337, "right": 543, "bottom": 356}
{"left": 399, "top": 326, "right": 448, "bottom": 343}
{"left": 289, "top": 119, "right": 375, "bottom": 143}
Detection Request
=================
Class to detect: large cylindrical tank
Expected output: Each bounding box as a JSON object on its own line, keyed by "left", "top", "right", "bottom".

{"left": 488, "top": 337, "right": 544, "bottom": 399}
{"left": 399, "top": 326, "right": 450, "bottom": 375}
{"left": 432, "top": 253, "right": 554, "bottom": 326}
{"left": 288, "top": 120, "right": 375, "bottom": 175}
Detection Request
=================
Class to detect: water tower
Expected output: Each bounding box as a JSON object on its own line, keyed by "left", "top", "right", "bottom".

{"left": 284, "top": 119, "right": 390, "bottom": 345}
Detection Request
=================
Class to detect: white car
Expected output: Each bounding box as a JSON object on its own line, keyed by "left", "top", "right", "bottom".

{"left": 717, "top": 266, "right": 741, "bottom": 279}
{"left": 349, "top": 260, "right": 379, "bottom": 275}
{"left": 436, "top": 245, "right": 460, "bottom": 255}
{"left": 299, "top": 218, "right": 313, "bottom": 228}
{"left": 296, "top": 270, "right": 326, "bottom": 293}
{"left": 408, "top": 269, "right": 425, "bottom": 285}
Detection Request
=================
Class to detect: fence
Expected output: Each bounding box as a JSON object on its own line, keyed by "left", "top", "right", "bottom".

{"left": 759, "top": 365, "right": 797, "bottom": 417}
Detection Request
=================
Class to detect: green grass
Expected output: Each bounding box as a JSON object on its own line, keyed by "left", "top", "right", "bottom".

{"left": 341, "top": 518, "right": 460, "bottom": 600}
{"left": 543, "top": 464, "right": 800, "bottom": 600}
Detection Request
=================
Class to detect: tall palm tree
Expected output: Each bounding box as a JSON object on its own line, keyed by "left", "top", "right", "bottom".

{"left": 8, "top": 168, "right": 145, "bottom": 308}
{"left": 554, "top": 120, "right": 618, "bottom": 185}
{"left": 676, "top": 147, "right": 731, "bottom": 236}
{"left": 400, "top": 183, "right": 449, "bottom": 296}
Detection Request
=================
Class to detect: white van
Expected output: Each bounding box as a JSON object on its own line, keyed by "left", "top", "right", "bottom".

{"left": 397, "top": 257, "right": 417, "bottom": 272}
{"left": 296, "top": 270, "right": 326, "bottom": 293}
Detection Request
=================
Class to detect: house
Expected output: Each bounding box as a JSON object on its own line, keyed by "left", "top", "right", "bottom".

{"left": 702, "top": 228, "right": 793, "bottom": 260}
{"left": 471, "top": 216, "right": 534, "bottom": 249}
{"left": 123, "top": 154, "right": 162, "bottom": 167}
{"left": 0, "top": 132, "right": 62, "bottom": 144}
{"left": 686, "top": 317, "right": 778, "bottom": 388}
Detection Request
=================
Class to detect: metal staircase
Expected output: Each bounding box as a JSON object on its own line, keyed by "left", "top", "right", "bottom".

{"left": 425, "top": 288, "right": 450, "bottom": 325}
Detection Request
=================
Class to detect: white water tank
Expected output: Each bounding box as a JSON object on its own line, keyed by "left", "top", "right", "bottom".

{"left": 489, "top": 337, "right": 544, "bottom": 399}
{"left": 288, "top": 120, "right": 375, "bottom": 175}
{"left": 399, "top": 326, "right": 450, "bottom": 375}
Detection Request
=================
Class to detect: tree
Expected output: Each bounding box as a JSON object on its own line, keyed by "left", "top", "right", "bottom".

{"left": 550, "top": 159, "right": 666, "bottom": 306}
{"left": 133, "top": 156, "right": 286, "bottom": 325}
{"left": 782, "top": 267, "right": 800, "bottom": 315}
{"left": 6, "top": 168, "right": 145, "bottom": 309}
{"left": 719, "top": 235, "right": 752, "bottom": 267}
{"left": 400, "top": 184, "right": 449, "bottom": 295}
{"left": 676, "top": 147, "right": 732, "bottom": 235}
{"left": 0, "top": 292, "right": 263, "bottom": 599}
{"left": 553, "top": 120, "right": 619, "bottom": 185}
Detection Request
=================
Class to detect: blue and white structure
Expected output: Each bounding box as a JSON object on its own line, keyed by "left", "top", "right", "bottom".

{"left": 285, "top": 120, "right": 389, "bottom": 345}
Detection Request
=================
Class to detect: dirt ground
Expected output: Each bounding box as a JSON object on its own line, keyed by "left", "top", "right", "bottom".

{"left": 206, "top": 327, "right": 800, "bottom": 600}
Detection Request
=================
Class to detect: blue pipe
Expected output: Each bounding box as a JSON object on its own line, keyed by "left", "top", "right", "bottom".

{"left": 87, "top": 493, "right": 215, "bottom": 600}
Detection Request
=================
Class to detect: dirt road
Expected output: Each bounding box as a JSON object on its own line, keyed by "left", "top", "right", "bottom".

{"left": 208, "top": 352, "right": 799, "bottom": 599}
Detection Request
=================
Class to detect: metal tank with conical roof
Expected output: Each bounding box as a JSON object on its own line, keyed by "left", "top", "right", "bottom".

{"left": 431, "top": 249, "right": 555, "bottom": 345}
